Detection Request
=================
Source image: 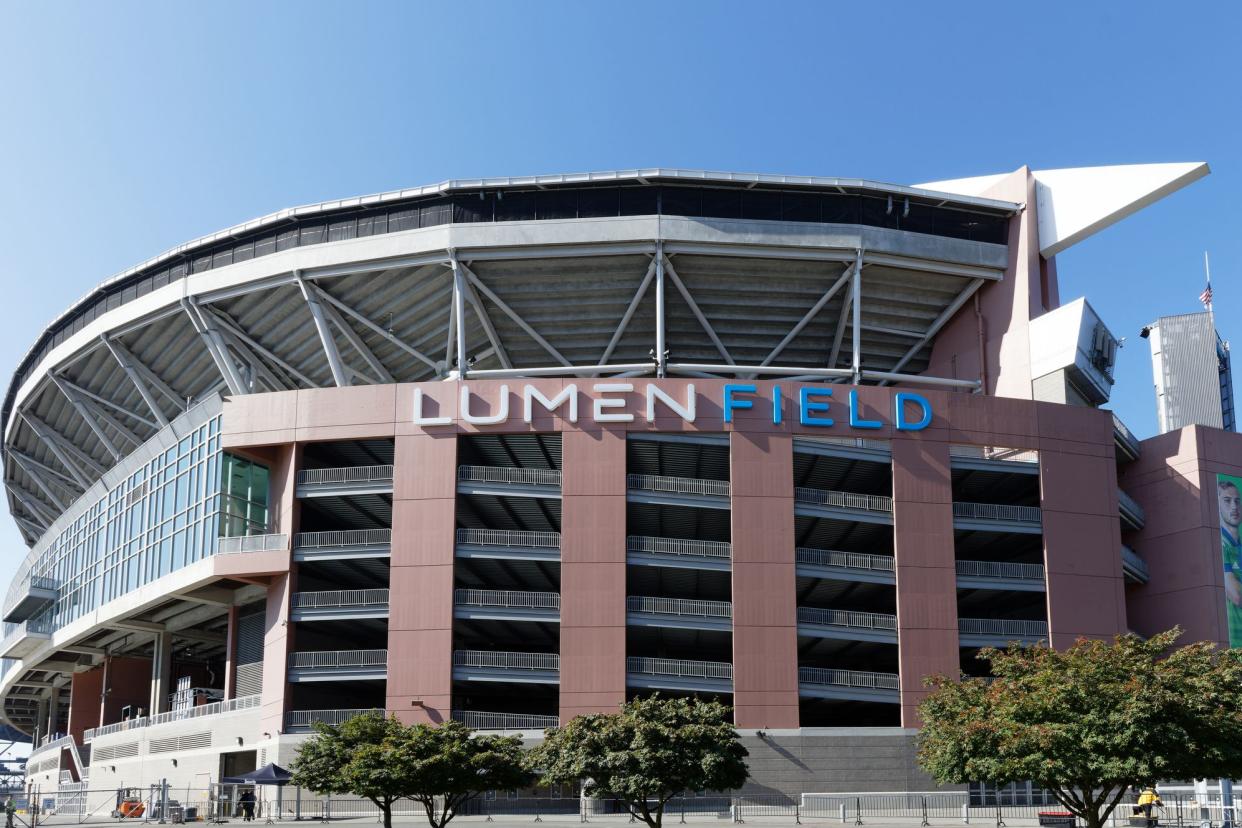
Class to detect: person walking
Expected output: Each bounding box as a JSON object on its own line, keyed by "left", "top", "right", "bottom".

{"left": 239, "top": 790, "right": 256, "bottom": 822}
{"left": 4, "top": 794, "right": 15, "bottom": 828}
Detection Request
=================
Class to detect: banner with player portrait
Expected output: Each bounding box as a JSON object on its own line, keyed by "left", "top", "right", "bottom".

{"left": 1220, "top": 473, "right": 1242, "bottom": 647}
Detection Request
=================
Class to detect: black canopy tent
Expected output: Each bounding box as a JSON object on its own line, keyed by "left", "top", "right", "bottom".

{"left": 221, "top": 764, "right": 300, "bottom": 822}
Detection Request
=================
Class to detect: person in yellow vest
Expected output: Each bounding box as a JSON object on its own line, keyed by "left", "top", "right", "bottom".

{"left": 1136, "top": 787, "right": 1162, "bottom": 825}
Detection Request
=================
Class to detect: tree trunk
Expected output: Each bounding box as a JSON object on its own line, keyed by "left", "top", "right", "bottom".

{"left": 380, "top": 802, "right": 392, "bottom": 828}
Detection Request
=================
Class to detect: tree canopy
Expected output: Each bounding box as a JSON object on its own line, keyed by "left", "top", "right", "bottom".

{"left": 530, "top": 695, "right": 749, "bottom": 828}
{"left": 917, "top": 629, "right": 1242, "bottom": 828}
{"left": 289, "top": 713, "right": 532, "bottom": 828}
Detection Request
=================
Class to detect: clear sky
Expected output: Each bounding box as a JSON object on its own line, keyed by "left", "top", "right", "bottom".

{"left": 0, "top": 0, "right": 1238, "bottom": 565}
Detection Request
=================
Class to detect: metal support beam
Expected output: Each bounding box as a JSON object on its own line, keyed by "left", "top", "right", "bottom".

{"left": 311, "top": 285, "right": 439, "bottom": 373}
{"left": 203, "top": 306, "right": 321, "bottom": 388}
{"left": 462, "top": 275, "right": 512, "bottom": 370}
{"left": 20, "top": 412, "right": 104, "bottom": 489}
{"left": 655, "top": 243, "right": 667, "bottom": 377}
{"left": 600, "top": 256, "right": 657, "bottom": 366}
{"left": 450, "top": 253, "right": 468, "bottom": 378}
{"left": 761, "top": 263, "right": 855, "bottom": 367}
{"left": 663, "top": 253, "right": 734, "bottom": 367}
{"left": 8, "top": 447, "right": 83, "bottom": 496}
{"left": 9, "top": 452, "right": 72, "bottom": 510}
{"left": 182, "top": 298, "right": 249, "bottom": 396}
{"left": 459, "top": 262, "right": 572, "bottom": 367}
{"left": 12, "top": 512, "right": 48, "bottom": 539}
{"left": 828, "top": 286, "right": 853, "bottom": 369}
{"left": 851, "top": 248, "right": 863, "bottom": 384}
{"left": 7, "top": 485, "right": 54, "bottom": 528}
{"left": 51, "top": 375, "right": 158, "bottom": 432}
{"left": 307, "top": 283, "right": 393, "bottom": 384}
{"left": 884, "top": 277, "right": 988, "bottom": 381}
{"left": 50, "top": 376, "right": 122, "bottom": 461}
{"left": 102, "top": 337, "right": 176, "bottom": 427}
{"left": 295, "top": 270, "right": 350, "bottom": 388}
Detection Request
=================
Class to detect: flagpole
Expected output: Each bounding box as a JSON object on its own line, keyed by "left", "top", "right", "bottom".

{"left": 1205, "top": 250, "right": 1215, "bottom": 328}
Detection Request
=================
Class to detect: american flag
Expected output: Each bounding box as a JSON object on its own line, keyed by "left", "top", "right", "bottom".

{"left": 1201, "top": 283, "right": 1214, "bottom": 308}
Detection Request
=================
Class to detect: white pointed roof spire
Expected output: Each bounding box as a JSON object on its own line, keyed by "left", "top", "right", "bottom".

{"left": 917, "top": 162, "right": 1209, "bottom": 257}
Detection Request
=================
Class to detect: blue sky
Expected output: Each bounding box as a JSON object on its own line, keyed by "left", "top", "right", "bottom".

{"left": 0, "top": 0, "right": 1238, "bottom": 560}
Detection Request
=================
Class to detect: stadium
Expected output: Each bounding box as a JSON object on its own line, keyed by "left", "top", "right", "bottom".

{"left": 3, "top": 163, "right": 1239, "bottom": 804}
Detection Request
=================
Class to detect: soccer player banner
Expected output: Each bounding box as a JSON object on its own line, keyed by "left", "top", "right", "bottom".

{"left": 1221, "top": 473, "right": 1242, "bottom": 647}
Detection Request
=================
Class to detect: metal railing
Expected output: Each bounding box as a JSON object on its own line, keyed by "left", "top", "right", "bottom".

{"left": 798, "top": 666, "right": 900, "bottom": 690}
{"left": 295, "top": 528, "right": 391, "bottom": 548}
{"left": 955, "top": 559, "right": 1045, "bottom": 581}
{"left": 627, "top": 535, "right": 732, "bottom": 559}
{"left": 958, "top": 618, "right": 1048, "bottom": 638}
{"left": 797, "top": 607, "right": 897, "bottom": 631}
{"left": 627, "top": 473, "right": 730, "bottom": 498}
{"left": 1118, "top": 486, "right": 1147, "bottom": 526}
{"left": 795, "top": 487, "right": 893, "bottom": 513}
{"left": 86, "top": 695, "right": 261, "bottom": 741}
{"left": 801, "top": 436, "right": 892, "bottom": 452}
{"left": 451, "top": 710, "right": 559, "bottom": 730}
{"left": 288, "top": 649, "right": 388, "bottom": 669}
{"left": 285, "top": 708, "right": 383, "bottom": 729}
{"left": 453, "top": 650, "right": 560, "bottom": 671}
{"left": 1, "top": 615, "right": 55, "bottom": 653}
{"left": 952, "top": 501, "right": 1042, "bottom": 524}
{"left": 457, "top": 465, "right": 562, "bottom": 487}
{"left": 626, "top": 656, "right": 733, "bottom": 680}
{"left": 1122, "top": 544, "right": 1150, "bottom": 581}
{"left": 217, "top": 533, "right": 287, "bottom": 554}
{"left": 454, "top": 588, "right": 560, "bottom": 610}
{"left": 28, "top": 734, "right": 74, "bottom": 761}
{"left": 1113, "top": 411, "right": 1141, "bottom": 458}
{"left": 628, "top": 596, "right": 732, "bottom": 619}
{"left": 948, "top": 444, "right": 1040, "bottom": 464}
{"left": 297, "top": 465, "right": 394, "bottom": 486}
{"left": 796, "top": 547, "right": 895, "bottom": 572}
{"left": 28, "top": 575, "right": 58, "bottom": 591}
{"left": 456, "top": 527, "right": 561, "bottom": 549}
{"left": 293, "top": 589, "right": 390, "bottom": 609}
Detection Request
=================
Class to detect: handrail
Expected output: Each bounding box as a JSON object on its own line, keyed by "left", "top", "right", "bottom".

{"left": 456, "top": 528, "right": 561, "bottom": 549}
{"left": 288, "top": 649, "right": 388, "bottom": 669}
{"left": 296, "top": 465, "right": 394, "bottom": 486}
{"left": 453, "top": 650, "right": 560, "bottom": 671}
{"left": 952, "top": 502, "right": 1042, "bottom": 524}
{"left": 458, "top": 465, "right": 562, "bottom": 487}
{"left": 455, "top": 588, "right": 560, "bottom": 610}
{"left": 958, "top": 618, "right": 1048, "bottom": 638}
{"left": 795, "top": 487, "right": 893, "bottom": 513}
{"left": 626, "top": 473, "right": 730, "bottom": 498}
{"left": 1117, "top": 487, "right": 1146, "bottom": 526}
{"left": 627, "top": 536, "right": 732, "bottom": 559}
{"left": 799, "top": 436, "right": 891, "bottom": 452}
{"left": 955, "top": 559, "right": 1045, "bottom": 581}
{"left": 85, "top": 695, "right": 261, "bottom": 741}
{"left": 217, "top": 533, "right": 287, "bottom": 554}
{"left": 292, "top": 589, "right": 390, "bottom": 609}
{"left": 452, "top": 710, "right": 559, "bottom": 730}
{"left": 627, "top": 595, "right": 732, "bottom": 619}
{"left": 28, "top": 734, "right": 75, "bottom": 760}
{"left": 796, "top": 547, "right": 895, "bottom": 572}
{"left": 27, "top": 575, "right": 58, "bottom": 592}
{"left": 295, "top": 528, "right": 392, "bottom": 548}
{"left": 626, "top": 656, "right": 733, "bottom": 680}
{"left": 1121, "top": 545, "right": 1150, "bottom": 581}
{"left": 797, "top": 607, "right": 897, "bottom": 631}
{"left": 798, "top": 666, "right": 899, "bottom": 690}
{"left": 284, "top": 708, "right": 382, "bottom": 729}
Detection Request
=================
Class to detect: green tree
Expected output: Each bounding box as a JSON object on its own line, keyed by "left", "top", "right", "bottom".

{"left": 397, "top": 719, "right": 534, "bottom": 828}
{"left": 530, "top": 695, "right": 749, "bottom": 828}
{"left": 290, "top": 712, "right": 410, "bottom": 828}
{"left": 917, "top": 629, "right": 1242, "bottom": 828}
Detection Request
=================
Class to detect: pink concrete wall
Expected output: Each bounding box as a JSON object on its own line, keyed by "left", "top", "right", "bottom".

{"left": 925, "top": 167, "right": 1049, "bottom": 400}
{"left": 730, "top": 432, "right": 799, "bottom": 728}
{"left": 1038, "top": 402, "right": 1126, "bottom": 647}
{"left": 559, "top": 428, "right": 628, "bottom": 720}
{"left": 891, "top": 434, "right": 958, "bottom": 727}
{"left": 386, "top": 433, "right": 458, "bottom": 724}
{"left": 1122, "top": 426, "right": 1242, "bottom": 646}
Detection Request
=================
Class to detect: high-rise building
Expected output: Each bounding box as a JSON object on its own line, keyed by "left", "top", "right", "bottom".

{"left": 1145, "top": 311, "right": 1236, "bottom": 433}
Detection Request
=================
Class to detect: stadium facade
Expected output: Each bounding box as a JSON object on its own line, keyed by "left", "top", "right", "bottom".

{"left": 4, "top": 163, "right": 1241, "bottom": 800}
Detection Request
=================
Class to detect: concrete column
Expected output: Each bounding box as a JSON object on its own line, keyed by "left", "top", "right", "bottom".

{"left": 46, "top": 686, "right": 60, "bottom": 738}
{"left": 559, "top": 428, "right": 628, "bottom": 722}
{"left": 35, "top": 697, "right": 47, "bottom": 745}
{"left": 1039, "top": 447, "right": 1126, "bottom": 647}
{"left": 729, "top": 432, "right": 799, "bottom": 729}
{"left": 892, "top": 435, "right": 958, "bottom": 728}
{"left": 386, "top": 433, "right": 457, "bottom": 724}
{"left": 223, "top": 605, "right": 239, "bottom": 700}
{"left": 258, "top": 443, "right": 299, "bottom": 735}
{"left": 149, "top": 632, "right": 173, "bottom": 715}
